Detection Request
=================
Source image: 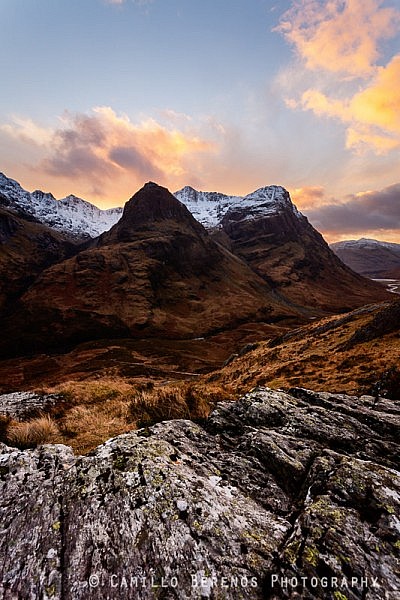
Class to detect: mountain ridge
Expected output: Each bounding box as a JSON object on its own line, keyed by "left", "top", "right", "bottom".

{"left": 0, "top": 172, "right": 122, "bottom": 240}
{"left": 331, "top": 237, "right": 400, "bottom": 279}
{"left": 0, "top": 173, "right": 391, "bottom": 321}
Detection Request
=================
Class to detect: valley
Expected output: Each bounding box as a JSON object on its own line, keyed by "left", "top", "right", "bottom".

{"left": 373, "top": 278, "right": 400, "bottom": 294}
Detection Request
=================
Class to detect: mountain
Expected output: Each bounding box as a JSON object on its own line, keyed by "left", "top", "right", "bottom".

{"left": 0, "top": 183, "right": 298, "bottom": 358}
{"left": 0, "top": 207, "right": 76, "bottom": 315}
{"left": 331, "top": 238, "right": 400, "bottom": 279}
{"left": 174, "top": 184, "right": 302, "bottom": 229}
{"left": 176, "top": 185, "right": 391, "bottom": 312}
{"left": 0, "top": 172, "right": 122, "bottom": 241}
{"left": 0, "top": 173, "right": 390, "bottom": 320}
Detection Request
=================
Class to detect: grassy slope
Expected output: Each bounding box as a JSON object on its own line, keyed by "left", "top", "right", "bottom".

{"left": 1, "top": 299, "right": 399, "bottom": 455}
{"left": 208, "top": 300, "right": 400, "bottom": 396}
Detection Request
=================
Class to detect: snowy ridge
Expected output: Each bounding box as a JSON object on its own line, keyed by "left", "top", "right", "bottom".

{"left": 0, "top": 173, "right": 122, "bottom": 239}
{"left": 1, "top": 172, "right": 301, "bottom": 240}
{"left": 174, "top": 185, "right": 301, "bottom": 228}
{"left": 331, "top": 238, "right": 400, "bottom": 252}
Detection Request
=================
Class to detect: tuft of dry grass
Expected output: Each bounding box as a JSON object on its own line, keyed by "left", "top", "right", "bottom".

{"left": 35, "top": 377, "right": 236, "bottom": 455}
{"left": 58, "top": 403, "right": 132, "bottom": 455}
{"left": 129, "top": 382, "right": 224, "bottom": 427}
{"left": 48, "top": 378, "right": 136, "bottom": 407}
{"left": 6, "top": 415, "right": 60, "bottom": 449}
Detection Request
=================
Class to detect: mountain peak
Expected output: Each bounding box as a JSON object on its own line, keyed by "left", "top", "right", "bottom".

{"left": 123, "top": 182, "right": 201, "bottom": 226}
{"left": 100, "top": 182, "right": 206, "bottom": 244}
{"left": 31, "top": 190, "right": 56, "bottom": 202}
{"left": 174, "top": 184, "right": 300, "bottom": 228}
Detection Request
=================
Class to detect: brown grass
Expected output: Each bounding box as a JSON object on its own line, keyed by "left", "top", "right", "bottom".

{"left": 6, "top": 415, "right": 60, "bottom": 449}
{"left": 209, "top": 306, "right": 400, "bottom": 396}
{"left": 129, "top": 382, "right": 228, "bottom": 428}
{"left": 28, "top": 377, "right": 235, "bottom": 454}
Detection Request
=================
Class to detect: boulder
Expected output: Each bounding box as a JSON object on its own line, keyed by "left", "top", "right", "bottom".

{"left": 0, "top": 387, "right": 399, "bottom": 599}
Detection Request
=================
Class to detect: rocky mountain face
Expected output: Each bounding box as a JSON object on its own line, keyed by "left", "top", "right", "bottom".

{"left": 0, "top": 183, "right": 298, "bottom": 358}
{"left": 0, "top": 386, "right": 399, "bottom": 599}
{"left": 175, "top": 186, "right": 391, "bottom": 312}
{"left": 0, "top": 172, "right": 122, "bottom": 241}
{"left": 174, "top": 184, "right": 300, "bottom": 228}
{"left": 0, "top": 207, "right": 76, "bottom": 315}
{"left": 331, "top": 238, "right": 400, "bottom": 279}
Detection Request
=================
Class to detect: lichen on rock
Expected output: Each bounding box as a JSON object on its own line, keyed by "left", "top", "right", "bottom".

{"left": 0, "top": 387, "right": 399, "bottom": 599}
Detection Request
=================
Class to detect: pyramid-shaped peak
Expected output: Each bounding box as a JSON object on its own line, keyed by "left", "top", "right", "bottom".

{"left": 122, "top": 182, "right": 198, "bottom": 225}
{"left": 99, "top": 182, "right": 206, "bottom": 245}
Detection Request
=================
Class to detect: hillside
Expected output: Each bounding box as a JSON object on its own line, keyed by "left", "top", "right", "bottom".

{"left": 209, "top": 299, "right": 400, "bottom": 397}
{"left": 331, "top": 238, "right": 400, "bottom": 279}
{"left": 0, "top": 207, "right": 77, "bottom": 315}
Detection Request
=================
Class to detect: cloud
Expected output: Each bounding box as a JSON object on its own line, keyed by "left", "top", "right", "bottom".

{"left": 304, "top": 183, "right": 400, "bottom": 237}
{"left": 276, "top": 0, "right": 400, "bottom": 154}
{"left": 108, "top": 146, "right": 163, "bottom": 179}
{"left": 277, "top": 0, "right": 399, "bottom": 78}
{"left": 290, "top": 185, "right": 326, "bottom": 209}
{"left": 0, "top": 107, "right": 216, "bottom": 202}
{"left": 0, "top": 117, "right": 53, "bottom": 146}
{"left": 300, "top": 54, "right": 400, "bottom": 153}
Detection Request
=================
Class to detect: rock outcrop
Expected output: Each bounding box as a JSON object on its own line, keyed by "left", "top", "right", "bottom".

{"left": 0, "top": 387, "right": 399, "bottom": 599}
{"left": 0, "top": 391, "right": 64, "bottom": 420}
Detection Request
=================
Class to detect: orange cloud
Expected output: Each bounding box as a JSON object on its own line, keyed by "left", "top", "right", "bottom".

{"left": 277, "top": 0, "right": 400, "bottom": 78}
{"left": 277, "top": 1, "right": 400, "bottom": 154}
{"left": 290, "top": 186, "right": 327, "bottom": 209}
{"left": 0, "top": 107, "right": 217, "bottom": 205}
{"left": 300, "top": 54, "right": 400, "bottom": 153}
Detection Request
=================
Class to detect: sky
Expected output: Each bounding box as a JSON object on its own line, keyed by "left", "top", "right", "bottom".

{"left": 0, "top": 0, "right": 399, "bottom": 242}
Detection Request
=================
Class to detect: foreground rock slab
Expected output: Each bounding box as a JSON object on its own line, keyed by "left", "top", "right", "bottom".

{"left": 0, "top": 387, "right": 399, "bottom": 599}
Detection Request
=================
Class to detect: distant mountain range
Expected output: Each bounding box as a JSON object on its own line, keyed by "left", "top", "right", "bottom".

{"left": 331, "top": 238, "right": 400, "bottom": 279}
{"left": 0, "top": 173, "right": 391, "bottom": 358}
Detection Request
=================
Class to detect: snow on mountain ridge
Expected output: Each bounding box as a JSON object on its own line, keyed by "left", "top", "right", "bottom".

{"left": 331, "top": 238, "right": 400, "bottom": 252}
{"left": 1, "top": 172, "right": 301, "bottom": 240}
{"left": 0, "top": 172, "right": 123, "bottom": 239}
{"left": 174, "top": 184, "right": 299, "bottom": 228}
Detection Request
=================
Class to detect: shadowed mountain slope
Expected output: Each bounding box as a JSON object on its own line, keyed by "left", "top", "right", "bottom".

{"left": 216, "top": 188, "right": 391, "bottom": 312}
{"left": 0, "top": 206, "right": 76, "bottom": 316}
